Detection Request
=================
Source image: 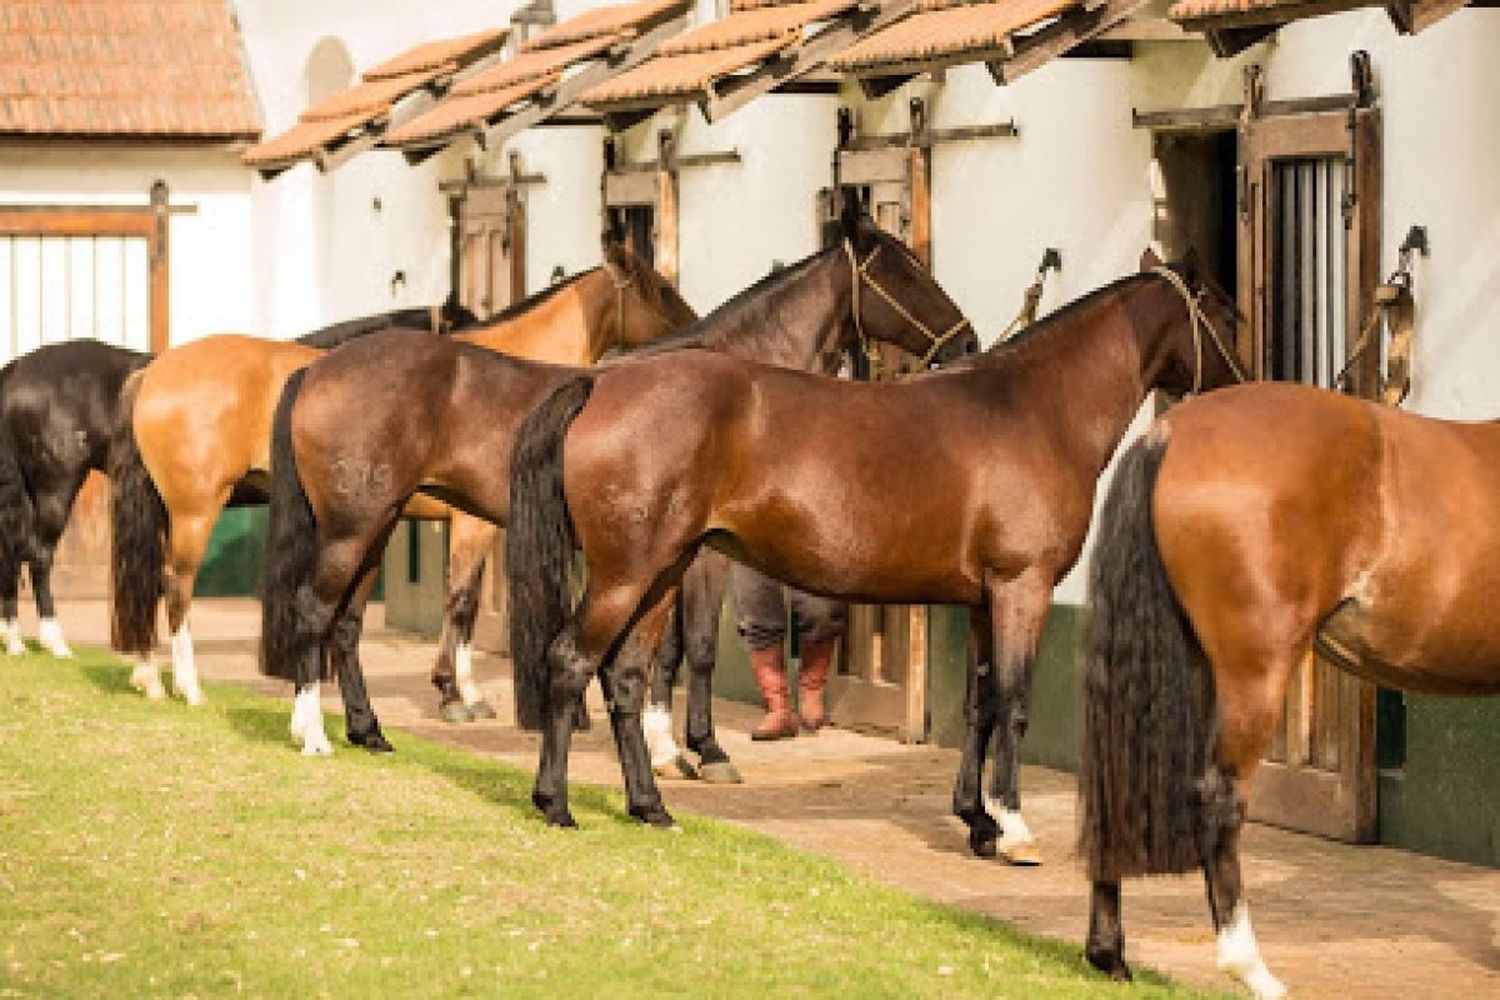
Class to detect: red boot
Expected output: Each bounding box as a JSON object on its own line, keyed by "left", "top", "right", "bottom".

{"left": 797, "top": 639, "right": 836, "bottom": 732}
{"left": 749, "top": 645, "right": 799, "bottom": 741}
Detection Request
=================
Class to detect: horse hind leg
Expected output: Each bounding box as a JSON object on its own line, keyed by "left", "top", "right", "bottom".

{"left": 432, "top": 513, "right": 498, "bottom": 723}
{"left": 330, "top": 561, "right": 392, "bottom": 753}
{"left": 600, "top": 583, "right": 680, "bottom": 828}
{"left": 28, "top": 491, "right": 72, "bottom": 658}
{"left": 643, "top": 597, "right": 698, "bottom": 780}
{"left": 981, "top": 569, "right": 1051, "bottom": 866}
{"left": 0, "top": 562, "right": 23, "bottom": 655}
{"left": 161, "top": 508, "right": 221, "bottom": 706}
{"left": 681, "top": 551, "right": 739, "bottom": 783}
{"left": 953, "top": 600, "right": 999, "bottom": 856}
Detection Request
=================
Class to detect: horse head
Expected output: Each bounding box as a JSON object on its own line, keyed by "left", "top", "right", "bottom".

{"left": 838, "top": 196, "right": 978, "bottom": 369}
{"left": 1139, "top": 246, "right": 1246, "bottom": 396}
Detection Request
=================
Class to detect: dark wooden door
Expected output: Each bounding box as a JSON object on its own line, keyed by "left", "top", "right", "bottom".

{"left": 1236, "top": 103, "right": 1381, "bottom": 842}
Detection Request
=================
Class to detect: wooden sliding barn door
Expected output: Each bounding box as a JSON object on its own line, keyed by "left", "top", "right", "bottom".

{"left": 0, "top": 183, "right": 171, "bottom": 599}
{"left": 820, "top": 115, "right": 932, "bottom": 743}
{"left": 1236, "top": 67, "right": 1382, "bottom": 842}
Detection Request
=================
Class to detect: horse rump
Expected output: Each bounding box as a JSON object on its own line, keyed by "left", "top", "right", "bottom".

{"left": 1077, "top": 430, "right": 1231, "bottom": 882}
{"left": 259, "top": 367, "right": 323, "bottom": 683}
{"left": 108, "top": 372, "right": 167, "bottom": 654}
{"left": 505, "top": 375, "right": 594, "bottom": 731}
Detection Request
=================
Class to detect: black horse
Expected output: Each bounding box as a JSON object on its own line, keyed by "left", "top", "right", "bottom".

{"left": 0, "top": 305, "right": 476, "bottom": 658}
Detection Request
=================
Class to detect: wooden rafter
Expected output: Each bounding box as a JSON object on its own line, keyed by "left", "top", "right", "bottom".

{"left": 703, "top": 0, "right": 920, "bottom": 122}
{"left": 987, "top": 0, "right": 1149, "bottom": 84}
{"left": 400, "top": 15, "right": 691, "bottom": 164}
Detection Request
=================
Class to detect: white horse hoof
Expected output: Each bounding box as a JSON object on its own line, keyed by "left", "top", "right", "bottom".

{"left": 5, "top": 638, "right": 25, "bottom": 656}
{"left": 997, "top": 838, "right": 1044, "bottom": 867}
{"left": 301, "top": 730, "right": 334, "bottom": 756}
{"left": 129, "top": 667, "right": 167, "bottom": 700}
{"left": 177, "top": 687, "right": 206, "bottom": 707}
{"left": 38, "top": 620, "right": 71, "bottom": 658}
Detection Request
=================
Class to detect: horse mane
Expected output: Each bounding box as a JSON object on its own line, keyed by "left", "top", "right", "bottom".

{"left": 294, "top": 304, "right": 483, "bottom": 349}
{"left": 623, "top": 247, "right": 835, "bottom": 358}
{"left": 484, "top": 269, "right": 596, "bottom": 324}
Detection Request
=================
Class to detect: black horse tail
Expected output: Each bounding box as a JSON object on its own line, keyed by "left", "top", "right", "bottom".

{"left": 108, "top": 371, "right": 167, "bottom": 654}
{"left": 506, "top": 375, "right": 594, "bottom": 731}
{"left": 1078, "top": 430, "right": 1231, "bottom": 883}
{"left": 0, "top": 374, "right": 34, "bottom": 590}
{"left": 259, "top": 367, "right": 320, "bottom": 683}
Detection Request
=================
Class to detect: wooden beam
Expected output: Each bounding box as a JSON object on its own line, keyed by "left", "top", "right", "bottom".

{"left": 988, "top": 0, "right": 1149, "bottom": 84}
{"left": 1206, "top": 24, "right": 1277, "bottom": 55}
{"left": 1175, "top": 0, "right": 1367, "bottom": 30}
{"left": 478, "top": 16, "right": 690, "bottom": 151}
{"left": 609, "top": 149, "right": 741, "bottom": 173}
{"left": 1133, "top": 93, "right": 1359, "bottom": 132}
{"left": 704, "top": 0, "right": 920, "bottom": 123}
{"left": 841, "top": 120, "right": 1019, "bottom": 151}
{"left": 857, "top": 73, "right": 916, "bottom": 100}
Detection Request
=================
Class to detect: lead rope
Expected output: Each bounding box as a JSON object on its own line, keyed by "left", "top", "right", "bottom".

{"left": 1151, "top": 266, "right": 1247, "bottom": 393}
{"left": 847, "top": 240, "right": 974, "bottom": 370}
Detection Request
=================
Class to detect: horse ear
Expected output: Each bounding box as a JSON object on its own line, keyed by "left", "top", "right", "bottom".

{"left": 839, "top": 189, "right": 862, "bottom": 243}
{"left": 1139, "top": 246, "right": 1164, "bottom": 272}
{"left": 1181, "top": 245, "right": 1202, "bottom": 286}
{"left": 602, "top": 210, "right": 627, "bottom": 257}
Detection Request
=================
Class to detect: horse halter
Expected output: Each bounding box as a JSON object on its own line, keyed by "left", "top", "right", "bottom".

{"left": 1151, "top": 266, "right": 1247, "bottom": 393}
{"left": 844, "top": 240, "right": 973, "bottom": 370}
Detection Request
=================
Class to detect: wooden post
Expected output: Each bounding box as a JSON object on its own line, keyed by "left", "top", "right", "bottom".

{"left": 507, "top": 151, "right": 528, "bottom": 303}
{"left": 907, "top": 97, "right": 932, "bottom": 269}
{"left": 655, "top": 129, "right": 680, "bottom": 286}
{"left": 148, "top": 179, "right": 170, "bottom": 352}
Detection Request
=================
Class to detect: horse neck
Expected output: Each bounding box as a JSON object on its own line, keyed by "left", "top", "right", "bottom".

{"left": 990, "top": 278, "right": 1171, "bottom": 478}
{"left": 455, "top": 273, "right": 601, "bottom": 364}
{"left": 695, "top": 252, "right": 847, "bottom": 373}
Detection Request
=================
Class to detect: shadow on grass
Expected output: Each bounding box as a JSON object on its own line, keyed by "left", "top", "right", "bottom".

{"left": 78, "top": 658, "right": 137, "bottom": 697}
{"left": 219, "top": 698, "right": 619, "bottom": 827}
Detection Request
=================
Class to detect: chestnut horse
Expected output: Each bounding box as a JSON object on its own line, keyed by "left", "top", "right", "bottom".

{"left": 504, "top": 251, "right": 1242, "bottom": 835}
{"left": 110, "top": 242, "right": 686, "bottom": 705}
{"left": 1080, "top": 381, "right": 1500, "bottom": 998}
{"left": 258, "top": 209, "right": 977, "bottom": 767}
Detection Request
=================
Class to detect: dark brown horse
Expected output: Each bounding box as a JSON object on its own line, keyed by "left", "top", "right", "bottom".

{"left": 505, "top": 250, "right": 1243, "bottom": 835}
{"left": 259, "top": 207, "right": 977, "bottom": 768}
{"left": 1079, "top": 382, "right": 1500, "bottom": 998}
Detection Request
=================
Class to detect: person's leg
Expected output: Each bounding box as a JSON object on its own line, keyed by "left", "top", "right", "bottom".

{"left": 787, "top": 588, "right": 845, "bottom": 731}
{"left": 733, "top": 565, "right": 796, "bottom": 741}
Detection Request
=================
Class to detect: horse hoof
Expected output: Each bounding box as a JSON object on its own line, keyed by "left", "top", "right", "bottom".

{"left": 1086, "top": 948, "right": 1132, "bottom": 982}
{"left": 466, "top": 699, "right": 498, "bottom": 721}
{"left": 998, "top": 839, "right": 1043, "bottom": 867}
{"left": 351, "top": 731, "right": 395, "bottom": 753}
{"left": 968, "top": 828, "right": 998, "bottom": 859}
{"left": 178, "top": 688, "right": 206, "bottom": 707}
{"left": 130, "top": 673, "right": 167, "bottom": 701}
{"left": 654, "top": 754, "right": 699, "bottom": 781}
{"left": 439, "top": 701, "right": 472, "bottom": 724}
{"left": 301, "top": 731, "right": 334, "bottom": 757}
{"left": 632, "top": 805, "right": 677, "bottom": 829}
{"left": 4, "top": 638, "right": 25, "bottom": 656}
{"left": 545, "top": 809, "right": 578, "bottom": 829}
{"left": 697, "top": 761, "right": 743, "bottom": 785}
{"left": 43, "top": 643, "right": 73, "bottom": 659}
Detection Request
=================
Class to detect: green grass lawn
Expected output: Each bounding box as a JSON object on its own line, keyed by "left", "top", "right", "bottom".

{"left": 0, "top": 648, "right": 1222, "bottom": 999}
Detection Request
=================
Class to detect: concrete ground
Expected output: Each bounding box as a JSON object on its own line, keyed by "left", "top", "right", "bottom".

{"left": 35, "top": 598, "right": 1500, "bottom": 998}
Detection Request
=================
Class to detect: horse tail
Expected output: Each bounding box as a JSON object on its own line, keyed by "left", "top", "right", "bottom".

{"left": 108, "top": 371, "right": 167, "bottom": 654}
{"left": 506, "top": 375, "right": 594, "bottom": 731}
{"left": 0, "top": 372, "right": 34, "bottom": 589}
{"left": 1078, "top": 429, "right": 1230, "bottom": 883}
{"left": 259, "top": 367, "right": 321, "bottom": 682}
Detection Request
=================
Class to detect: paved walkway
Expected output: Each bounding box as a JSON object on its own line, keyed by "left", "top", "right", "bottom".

{"left": 42, "top": 599, "right": 1500, "bottom": 997}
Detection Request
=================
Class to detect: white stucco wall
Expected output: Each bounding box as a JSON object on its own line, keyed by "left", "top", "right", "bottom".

{"left": 0, "top": 143, "right": 255, "bottom": 347}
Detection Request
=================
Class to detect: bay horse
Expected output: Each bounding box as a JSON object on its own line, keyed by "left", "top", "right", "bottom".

{"left": 504, "top": 250, "right": 1241, "bottom": 836}
{"left": 0, "top": 340, "right": 151, "bottom": 657}
{"left": 258, "top": 207, "right": 977, "bottom": 772}
{"left": 1079, "top": 382, "right": 1500, "bottom": 998}
{"left": 109, "top": 242, "right": 685, "bottom": 706}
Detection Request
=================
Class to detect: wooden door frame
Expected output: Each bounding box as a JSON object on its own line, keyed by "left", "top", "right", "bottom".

{"left": 1234, "top": 58, "right": 1381, "bottom": 843}
{"left": 446, "top": 153, "right": 535, "bottom": 319}
{"left": 823, "top": 102, "right": 933, "bottom": 744}
{"left": 0, "top": 180, "right": 177, "bottom": 353}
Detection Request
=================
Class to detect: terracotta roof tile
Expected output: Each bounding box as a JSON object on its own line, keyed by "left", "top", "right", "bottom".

{"left": 829, "top": 0, "right": 1078, "bottom": 70}
{"left": 451, "top": 33, "right": 628, "bottom": 95}
{"left": 1166, "top": 0, "right": 1351, "bottom": 22}
{"left": 584, "top": 35, "right": 793, "bottom": 103}
{"left": 362, "top": 27, "right": 508, "bottom": 80}
{"left": 0, "top": 0, "right": 260, "bottom": 139}
{"left": 239, "top": 112, "right": 369, "bottom": 164}
{"left": 659, "top": 0, "right": 860, "bottom": 54}
{"left": 522, "top": 0, "right": 690, "bottom": 51}
{"left": 304, "top": 67, "right": 448, "bottom": 121}
{"left": 384, "top": 73, "right": 561, "bottom": 145}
